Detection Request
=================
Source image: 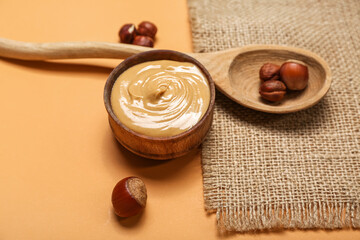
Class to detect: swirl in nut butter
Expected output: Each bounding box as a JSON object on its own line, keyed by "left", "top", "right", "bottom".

{"left": 111, "top": 60, "right": 210, "bottom": 137}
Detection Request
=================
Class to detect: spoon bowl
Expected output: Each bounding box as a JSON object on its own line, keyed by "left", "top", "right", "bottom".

{"left": 189, "top": 45, "right": 331, "bottom": 113}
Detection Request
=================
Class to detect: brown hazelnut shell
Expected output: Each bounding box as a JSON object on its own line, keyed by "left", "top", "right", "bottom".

{"left": 119, "top": 24, "right": 137, "bottom": 44}
{"left": 137, "top": 21, "right": 157, "bottom": 39}
{"left": 111, "top": 177, "right": 147, "bottom": 217}
{"left": 280, "top": 61, "right": 309, "bottom": 90}
{"left": 133, "top": 35, "right": 154, "bottom": 48}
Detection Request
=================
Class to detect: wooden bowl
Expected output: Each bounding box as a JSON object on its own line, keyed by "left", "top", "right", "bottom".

{"left": 228, "top": 46, "right": 331, "bottom": 113}
{"left": 104, "top": 50, "right": 215, "bottom": 160}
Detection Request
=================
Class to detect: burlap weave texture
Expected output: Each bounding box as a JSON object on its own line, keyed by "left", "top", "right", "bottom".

{"left": 187, "top": 0, "right": 360, "bottom": 232}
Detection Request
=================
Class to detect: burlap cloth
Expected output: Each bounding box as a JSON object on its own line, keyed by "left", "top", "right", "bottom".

{"left": 187, "top": 0, "right": 360, "bottom": 232}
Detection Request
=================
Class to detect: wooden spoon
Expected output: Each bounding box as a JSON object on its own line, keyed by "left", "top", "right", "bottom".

{"left": 0, "top": 38, "right": 331, "bottom": 113}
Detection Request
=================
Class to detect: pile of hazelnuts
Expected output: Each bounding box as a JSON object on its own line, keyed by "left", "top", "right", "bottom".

{"left": 259, "top": 61, "right": 309, "bottom": 102}
{"left": 119, "top": 21, "right": 157, "bottom": 48}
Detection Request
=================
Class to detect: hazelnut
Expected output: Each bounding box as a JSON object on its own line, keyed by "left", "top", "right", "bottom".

{"left": 280, "top": 61, "right": 309, "bottom": 90}
{"left": 133, "top": 35, "right": 154, "bottom": 47}
{"left": 259, "top": 63, "right": 281, "bottom": 81}
{"left": 119, "top": 24, "right": 137, "bottom": 44}
{"left": 137, "top": 21, "right": 157, "bottom": 39}
{"left": 259, "top": 80, "right": 287, "bottom": 102}
{"left": 111, "top": 177, "right": 147, "bottom": 217}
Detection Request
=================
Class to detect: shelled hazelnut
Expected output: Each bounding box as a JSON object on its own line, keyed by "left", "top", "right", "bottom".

{"left": 259, "top": 63, "right": 281, "bottom": 81}
{"left": 259, "top": 80, "right": 287, "bottom": 102}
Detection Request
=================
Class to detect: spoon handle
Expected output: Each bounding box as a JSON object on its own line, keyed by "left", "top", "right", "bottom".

{"left": 0, "top": 37, "right": 151, "bottom": 60}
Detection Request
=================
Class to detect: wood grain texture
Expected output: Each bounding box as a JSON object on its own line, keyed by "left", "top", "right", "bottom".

{"left": 0, "top": 38, "right": 331, "bottom": 113}
{"left": 0, "top": 38, "right": 149, "bottom": 60}
{"left": 104, "top": 50, "right": 215, "bottom": 160}
{"left": 191, "top": 45, "right": 332, "bottom": 114}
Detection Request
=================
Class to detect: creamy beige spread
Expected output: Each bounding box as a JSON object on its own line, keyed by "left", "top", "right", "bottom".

{"left": 111, "top": 60, "right": 210, "bottom": 137}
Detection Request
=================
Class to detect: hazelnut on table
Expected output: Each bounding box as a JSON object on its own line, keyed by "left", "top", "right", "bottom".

{"left": 137, "top": 21, "right": 157, "bottom": 39}
{"left": 111, "top": 177, "right": 147, "bottom": 217}
{"left": 118, "top": 21, "right": 157, "bottom": 48}
{"left": 119, "top": 24, "right": 137, "bottom": 44}
{"left": 133, "top": 35, "right": 154, "bottom": 47}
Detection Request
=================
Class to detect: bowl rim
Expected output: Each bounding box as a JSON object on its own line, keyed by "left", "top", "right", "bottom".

{"left": 104, "top": 49, "right": 216, "bottom": 140}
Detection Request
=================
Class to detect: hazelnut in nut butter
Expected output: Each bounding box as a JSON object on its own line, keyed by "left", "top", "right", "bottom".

{"left": 110, "top": 60, "right": 210, "bottom": 137}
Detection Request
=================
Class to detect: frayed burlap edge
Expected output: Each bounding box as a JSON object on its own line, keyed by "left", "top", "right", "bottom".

{"left": 214, "top": 203, "right": 360, "bottom": 232}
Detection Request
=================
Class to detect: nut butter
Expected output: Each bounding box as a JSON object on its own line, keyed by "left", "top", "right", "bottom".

{"left": 110, "top": 60, "right": 210, "bottom": 137}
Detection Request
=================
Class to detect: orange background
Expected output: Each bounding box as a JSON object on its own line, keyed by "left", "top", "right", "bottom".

{"left": 0, "top": 0, "right": 358, "bottom": 239}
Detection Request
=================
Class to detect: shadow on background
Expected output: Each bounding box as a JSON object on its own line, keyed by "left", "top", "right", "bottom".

{"left": 101, "top": 124, "right": 200, "bottom": 180}
{"left": 112, "top": 210, "right": 145, "bottom": 228}
{"left": 0, "top": 57, "right": 114, "bottom": 75}
{"left": 215, "top": 90, "right": 330, "bottom": 132}
{"left": 109, "top": 135, "right": 200, "bottom": 180}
